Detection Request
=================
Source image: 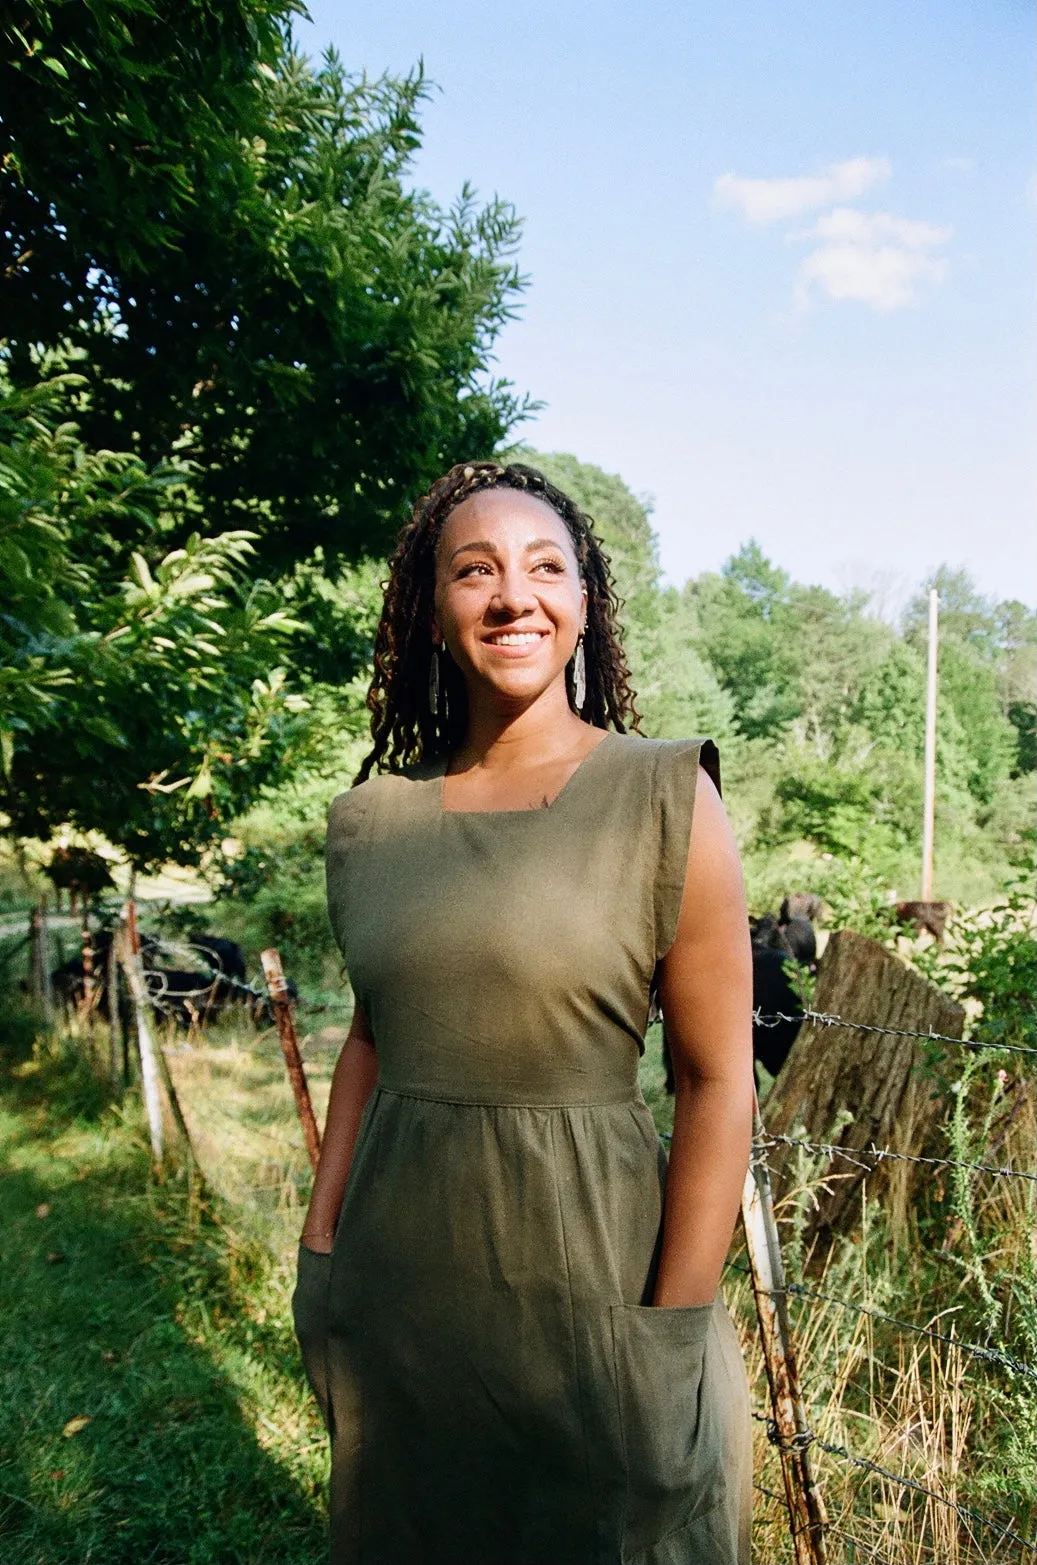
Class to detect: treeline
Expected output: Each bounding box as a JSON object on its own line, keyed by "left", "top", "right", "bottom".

{"left": 214, "top": 449, "right": 1034, "bottom": 985}
{"left": 2, "top": 4, "right": 1033, "bottom": 961}
{"left": 554, "top": 450, "right": 1035, "bottom": 905}
{"left": 1, "top": 0, "right": 525, "bottom": 870}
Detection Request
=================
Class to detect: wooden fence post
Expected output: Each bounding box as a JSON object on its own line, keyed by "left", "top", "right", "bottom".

{"left": 106, "top": 932, "right": 124, "bottom": 1089}
{"left": 115, "top": 922, "right": 166, "bottom": 1167}
{"left": 79, "top": 914, "right": 96, "bottom": 1021}
{"left": 28, "top": 900, "right": 53, "bottom": 1020}
{"left": 261, "top": 947, "right": 322, "bottom": 1173}
{"left": 115, "top": 910, "right": 196, "bottom": 1176}
{"left": 742, "top": 1100, "right": 828, "bottom": 1565}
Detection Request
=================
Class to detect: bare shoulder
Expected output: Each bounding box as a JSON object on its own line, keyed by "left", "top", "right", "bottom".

{"left": 674, "top": 763, "right": 747, "bottom": 940}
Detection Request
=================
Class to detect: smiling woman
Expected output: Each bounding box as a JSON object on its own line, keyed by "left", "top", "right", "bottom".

{"left": 293, "top": 462, "right": 755, "bottom": 1564}
{"left": 355, "top": 462, "right": 640, "bottom": 782}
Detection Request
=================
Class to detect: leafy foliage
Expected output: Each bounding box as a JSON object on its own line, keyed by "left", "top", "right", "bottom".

{"left": 2, "top": 8, "right": 531, "bottom": 576}
{"left": 0, "top": 4, "right": 534, "bottom": 867}
{"left": 0, "top": 377, "right": 308, "bottom": 867}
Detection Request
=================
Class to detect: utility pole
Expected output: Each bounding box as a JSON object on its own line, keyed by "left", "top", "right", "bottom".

{"left": 921, "top": 588, "right": 939, "bottom": 901}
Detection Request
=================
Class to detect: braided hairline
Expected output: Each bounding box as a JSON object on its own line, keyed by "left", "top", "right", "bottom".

{"left": 355, "top": 461, "right": 641, "bottom": 784}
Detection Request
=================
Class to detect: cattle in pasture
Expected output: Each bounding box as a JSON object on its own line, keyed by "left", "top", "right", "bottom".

{"left": 188, "top": 934, "right": 247, "bottom": 986}
{"left": 51, "top": 957, "right": 115, "bottom": 1019}
{"left": 779, "top": 917, "right": 816, "bottom": 967}
{"left": 143, "top": 968, "right": 223, "bottom": 1028}
{"left": 751, "top": 946, "right": 805, "bottom": 1080}
{"left": 779, "top": 892, "right": 823, "bottom": 925}
{"left": 48, "top": 929, "right": 278, "bottom": 1030}
{"left": 750, "top": 914, "right": 784, "bottom": 950}
{"left": 895, "top": 900, "right": 952, "bottom": 942}
{"left": 662, "top": 904, "right": 817, "bottom": 1092}
{"left": 44, "top": 847, "right": 115, "bottom": 913}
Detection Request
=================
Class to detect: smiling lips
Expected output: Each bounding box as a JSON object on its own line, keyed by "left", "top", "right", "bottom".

{"left": 484, "top": 630, "right": 548, "bottom": 654}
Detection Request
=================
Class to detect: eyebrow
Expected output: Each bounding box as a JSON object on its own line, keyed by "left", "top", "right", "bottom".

{"left": 449, "top": 537, "right": 568, "bottom": 564}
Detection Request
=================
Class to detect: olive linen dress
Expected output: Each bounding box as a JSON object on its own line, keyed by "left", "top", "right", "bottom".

{"left": 293, "top": 732, "right": 752, "bottom": 1565}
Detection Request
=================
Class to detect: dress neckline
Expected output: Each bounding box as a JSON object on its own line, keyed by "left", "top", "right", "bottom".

{"left": 437, "top": 730, "right": 615, "bottom": 817}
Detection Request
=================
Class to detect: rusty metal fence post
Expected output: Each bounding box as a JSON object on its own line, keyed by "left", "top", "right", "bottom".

{"left": 741, "top": 1099, "right": 828, "bottom": 1564}
{"left": 261, "top": 947, "right": 322, "bottom": 1173}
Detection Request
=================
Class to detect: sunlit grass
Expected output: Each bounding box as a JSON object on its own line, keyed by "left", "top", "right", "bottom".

{"left": 0, "top": 1023, "right": 328, "bottom": 1564}
{"left": 4, "top": 1009, "right": 1034, "bottom": 1563}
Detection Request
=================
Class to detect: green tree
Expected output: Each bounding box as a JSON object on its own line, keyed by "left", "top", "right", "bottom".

{"left": 688, "top": 544, "right": 803, "bottom": 740}
{"left": 2, "top": 9, "right": 531, "bottom": 585}
{"left": 903, "top": 571, "right": 1020, "bottom": 804}
{"left": 0, "top": 377, "right": 307, "bottom": 868}
{"left": 0, "top": 4, "right": 535, "bottom": 868}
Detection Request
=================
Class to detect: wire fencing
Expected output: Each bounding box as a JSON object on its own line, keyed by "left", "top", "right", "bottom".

{"left": 655, "top": 1003, "right": 1037, "bottom": 1562}
{"left": 755, "top": 1006, "right": 1037, "bottom": 1061}
{"left": 26, "top": 912, "right": 1037, "bottom": 1563}
{"left": 748, "top": 1008, "right": 1034, "bottom": 1562}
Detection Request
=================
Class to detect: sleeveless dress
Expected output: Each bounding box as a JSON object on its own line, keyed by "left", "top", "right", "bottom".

{"left": 293, "top": 732, "right": 752, "bottom": 1565}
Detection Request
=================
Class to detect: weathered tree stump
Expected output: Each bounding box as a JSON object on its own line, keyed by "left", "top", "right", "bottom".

{"left": 763, "top": 929, "right": 965, "bottom": 1234}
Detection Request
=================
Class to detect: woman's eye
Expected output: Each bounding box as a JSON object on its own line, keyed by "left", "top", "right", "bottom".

{"left": 532, "top": 558, "right": 565, "bottom": 574}
{"left": 456, "top": 562, "right": 492, "bottom": 578}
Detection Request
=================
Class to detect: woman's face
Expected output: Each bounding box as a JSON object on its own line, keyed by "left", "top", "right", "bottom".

{"left": 433, "top": 488, "right": 586, "bottom": 713}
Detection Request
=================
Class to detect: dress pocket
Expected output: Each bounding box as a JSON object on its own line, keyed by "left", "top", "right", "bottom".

{"left": 609, "top": 1301, "right": 726, "bottom": 1558}
{"left": 292, "top": 1242, "right": 333, "bottom": 1431}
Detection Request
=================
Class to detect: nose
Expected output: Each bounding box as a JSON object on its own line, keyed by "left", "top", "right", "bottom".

{"left": 489, "top": 562, "right": 536, "bottom": 619}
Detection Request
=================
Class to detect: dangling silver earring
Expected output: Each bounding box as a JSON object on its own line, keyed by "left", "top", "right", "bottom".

{"left": 573, "top": 636, "right": 587, "bottom": 713}
{"left": 429, "top": 644, "right": 441, "bottom": 716}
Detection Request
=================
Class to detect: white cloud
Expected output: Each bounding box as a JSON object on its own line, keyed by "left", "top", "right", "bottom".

{"left": 714, "top": 156, "right": 890, "bottom": 224}
{"left": 794, "top": 207, "right": 952, "bottom": 312}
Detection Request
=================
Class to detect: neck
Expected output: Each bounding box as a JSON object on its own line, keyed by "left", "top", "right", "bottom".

{"left": 456, "top": 680, "right": 589, "bottom": 773}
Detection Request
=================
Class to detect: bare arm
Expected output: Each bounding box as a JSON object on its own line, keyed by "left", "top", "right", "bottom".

{"left": 300, "top": 1003, "right": 378, "bottom": 1254}
{"left": 653, "top": 765, "right": 754, "bottom": 1307}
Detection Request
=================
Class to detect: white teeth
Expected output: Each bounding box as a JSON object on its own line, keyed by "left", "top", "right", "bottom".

{"left": 490, "top": 632, "right": 543, "bottom": 646}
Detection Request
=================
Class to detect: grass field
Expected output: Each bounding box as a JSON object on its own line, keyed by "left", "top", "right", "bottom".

{"left": 2, "top": 1010, "right": 1034, "bottom": 1564}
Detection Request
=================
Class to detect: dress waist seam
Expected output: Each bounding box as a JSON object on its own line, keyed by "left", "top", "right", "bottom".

{"left": 375, "top": 1084, "right": 643, "bottom": 1110}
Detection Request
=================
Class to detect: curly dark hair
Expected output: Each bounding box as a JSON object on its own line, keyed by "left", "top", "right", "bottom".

{"left": 354, "top": 461, "right": 641, "bottom": 783}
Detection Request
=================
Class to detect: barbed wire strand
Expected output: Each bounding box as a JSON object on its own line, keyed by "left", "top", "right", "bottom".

{"left": 750, "top": 1411, "right": 1037, "bottom": 1554}
{"left": 755, "top": 1007, "right": 1037, "bottom": 1060}
{"left": 729, "top": 1261, "right": 1037, "bottom": 1382}
{"left": 96, "top": 942, "right": 1037, "bottom": 1554}
{"left": 824, "top": 1525, "right": 899, "bottom": 1565}
{"left": 759, "top": 1130, "right": 1037, "bottom": 1185}
{"left": 140, "top": 939, "right": 353, "bottom": 1017}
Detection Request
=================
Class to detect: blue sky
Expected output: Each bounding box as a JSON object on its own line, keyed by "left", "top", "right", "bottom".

{"left": 295, "top": 0, "right": 1034, "bottom": 611}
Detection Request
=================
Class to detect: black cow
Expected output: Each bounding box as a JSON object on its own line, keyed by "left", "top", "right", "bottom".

{"left": 751, "top": 916, "right": 816, "bottom": 1080}
{"left": 751, "top": 947, "right": 805, "bottom": 1078}
{"left": 661, "top": 912, "right": 817, "bottom": 1093}
{"left": 188, "top": 935, "right": 247, "bottom": 986}
{"left": 51, "top": 957, "right": 115, "bottom": 1019}
{"left": 779, "top": 893, "right": 823, "bottom": 925}
{"left": 144, "top": 968, "right": 223, "bottom": 1028}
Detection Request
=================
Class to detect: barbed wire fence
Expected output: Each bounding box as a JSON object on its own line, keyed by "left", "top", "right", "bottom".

{"left": 738, "top": 1009, "right": 1035, "bottom": 1564}
{"left": 23, "top": 905, "right": 1037, "bottom": 1563}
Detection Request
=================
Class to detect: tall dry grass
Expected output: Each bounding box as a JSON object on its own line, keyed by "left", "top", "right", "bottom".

{"left": 104, "top": 1011, "right": 1037, "bottom": 1563}
{"left": 731, "top": 1075, "right": 1036, "bottom": 1565}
